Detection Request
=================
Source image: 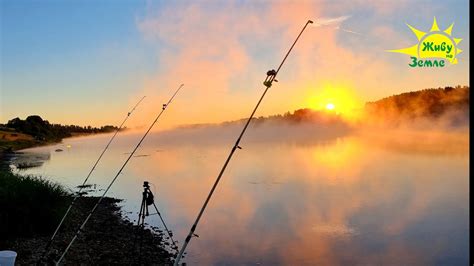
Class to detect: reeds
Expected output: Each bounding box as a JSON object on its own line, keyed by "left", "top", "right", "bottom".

{"left": 0, "top": 171, "right": 71, "bottom": 238}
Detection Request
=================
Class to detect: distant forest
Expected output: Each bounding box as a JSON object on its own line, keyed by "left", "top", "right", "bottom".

{"left": 1, "top": 115, "right": 119, "bottom": 142}
{"left": 2, "top": 86, "right": 469, "bottom": 141}
{"left": 178, "top": 108, "right": 346, "bottom": 131}
{"left": 229, "top": 86, "right": 469, "bottom": 125}
{"left": 180, "top": 85, "right": 469, "bottom": 130}
{"left": 233, "top": 108, "right": 344, "bottom": 125}
{"left": 253, "top": 85, "right": 469, "bottom": 126}
{"left": 364, "top": 85, "right": 469, "bottom": 124}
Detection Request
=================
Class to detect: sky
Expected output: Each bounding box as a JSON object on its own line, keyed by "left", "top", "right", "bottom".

{"left": 0, "top": 0, "right": 470, "bottom": 129}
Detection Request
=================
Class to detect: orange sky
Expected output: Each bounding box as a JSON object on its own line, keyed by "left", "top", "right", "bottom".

{"left": 1, "top": 1, "right": 469, "bottom": 129}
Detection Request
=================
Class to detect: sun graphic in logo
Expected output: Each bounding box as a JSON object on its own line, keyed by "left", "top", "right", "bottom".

{"left": 388, "top": 17, "right": 462, "bottom": 65}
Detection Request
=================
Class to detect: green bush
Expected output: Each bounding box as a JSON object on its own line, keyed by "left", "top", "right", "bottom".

{"left": 0, "top": 171, "right": 71, "bottom": 238}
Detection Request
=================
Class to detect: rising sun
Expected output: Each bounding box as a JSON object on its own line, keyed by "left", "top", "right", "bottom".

{"left": 305, "top": 83, "right": 362, "bottom": 120}
{"left": 325, "top": 103, "right": 335, "bottom": 110}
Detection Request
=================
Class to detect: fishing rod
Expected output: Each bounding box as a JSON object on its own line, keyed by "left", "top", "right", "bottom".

{"left": 41, "top": 95, "right": 146, "bottom": 259}
{"left": 173, "top": 20, "right": 313, "bottom": 266}
{"left": 55, "top": 84, "right": 184, "bottom": 265}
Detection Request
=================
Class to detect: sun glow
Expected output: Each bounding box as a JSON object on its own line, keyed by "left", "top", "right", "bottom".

{"left": 306, "top": 83, "right": 362, "bottom": 120}
{"left": 326, "top": 103, "right": 335, "bottom": 110}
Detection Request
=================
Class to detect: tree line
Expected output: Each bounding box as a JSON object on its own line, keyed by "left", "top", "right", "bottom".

{"left": 1, "top": 115, "right": 120, "bottom": 142}
{"left": 365, "top": 85, "right": 469, "bottom": 119}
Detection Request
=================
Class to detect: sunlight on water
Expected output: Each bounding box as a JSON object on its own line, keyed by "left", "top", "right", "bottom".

{"left": 14, "top": 129, "right": 469, "bottom": 265}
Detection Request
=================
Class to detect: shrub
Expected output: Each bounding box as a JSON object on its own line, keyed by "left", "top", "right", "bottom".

{"left": 0, "top": 171, "right": 71, "bottom": 239}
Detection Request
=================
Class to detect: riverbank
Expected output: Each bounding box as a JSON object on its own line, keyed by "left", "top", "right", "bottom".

{"left": 0, "top": 130, "right": 44, "bottom": 153}
{"left": 0, "top": 169, "right": 174, "bottom": 264}
{"left": 4, "top": 196, "right": 174, "bottom": 265}
{"left": 0, "top": 130, "right": 107, "bottom": 154}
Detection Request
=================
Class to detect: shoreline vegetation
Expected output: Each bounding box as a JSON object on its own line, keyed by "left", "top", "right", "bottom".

{"left": 0, "top": 115, "right": 122, "bottom": 153}
{"left": 177, "top": 85, "right": 469, "bottom": 129}
{"left": 0, "top": 118, "right": 173, "bottom": 264}
{"left": 0, "top": 171, "right": 172, "bottom": 265}
{"left": 0, "top": 85, "right": 468, "bottom": 264}
{"left": 0, "top": 168, "right": 174, "bottom": 264}
{"left": 0, "top": 85, "right": 469, "bottom": 153}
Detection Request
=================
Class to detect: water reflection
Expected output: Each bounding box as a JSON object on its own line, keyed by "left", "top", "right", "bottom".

{"left": 15, "top": 129, "right": 468, "bottom": 265}
{"left": 9, "top": 151, "right": 50, "bottom": 170}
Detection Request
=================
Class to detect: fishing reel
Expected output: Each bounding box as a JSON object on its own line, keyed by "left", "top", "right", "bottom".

{"left": 263, "top": 69, "right": 278, "bottom": 87}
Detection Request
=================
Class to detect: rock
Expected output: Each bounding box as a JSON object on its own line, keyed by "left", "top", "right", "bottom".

{"left": 5, "top": 196, "right": 174, "bottom": 265}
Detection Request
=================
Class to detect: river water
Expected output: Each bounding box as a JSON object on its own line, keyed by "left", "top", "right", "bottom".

{"left": 12, "top": 126, "right": 469, "bottom": 265}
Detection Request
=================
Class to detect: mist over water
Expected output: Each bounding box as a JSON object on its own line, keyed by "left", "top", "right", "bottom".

{"left": 13, "top": 122, "right": 468, "bottom": 265}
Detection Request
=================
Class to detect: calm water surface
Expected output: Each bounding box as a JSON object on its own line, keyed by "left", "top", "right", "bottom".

{"left": 14, "top": 128, "right": 469, "bottom": 265}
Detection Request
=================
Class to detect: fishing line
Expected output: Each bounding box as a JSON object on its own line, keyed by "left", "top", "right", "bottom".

{"left": 334, "top": 26, "right": 364, "bottom": 36}
{"left": 312, "top": 16, "right": 363, "bottom": 37}
{"left": 55, "top": 84, "right": 184, "bottom": 265}
{"left": 173, "top": 20, "right": 314, "bottom": 266}
{"left": 41, "top": 95, "right": 146, "bottom": 259}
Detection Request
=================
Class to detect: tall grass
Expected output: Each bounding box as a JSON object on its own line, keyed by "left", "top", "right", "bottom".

{"left": 0, "top": 170, "right": 71, "bottom": 239}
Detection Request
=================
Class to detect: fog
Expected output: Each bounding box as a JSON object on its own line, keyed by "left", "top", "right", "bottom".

{"left": 129, "top": 103, "right": 468, "bottom": 160}
{"left": 12, "top": 103, "right": 469, "bottom": 265}
{"left": 149, "top": 119, "right": 352, "bottom": 147}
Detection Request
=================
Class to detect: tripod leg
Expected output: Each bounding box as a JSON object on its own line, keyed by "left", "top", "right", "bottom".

{"left": 152, "top": 202, "right": 178, "bottom": 253}
{"left": 137, "top": 200, "right": 143, "bottom": 226}
{"left": 132, "top": 197, "right": 146, "bottom": 265}
{"left": 138, "top": 197, "right": 148, "bottom": 264}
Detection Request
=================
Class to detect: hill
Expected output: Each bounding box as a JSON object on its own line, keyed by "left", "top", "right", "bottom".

{"left": 177, "top": 85, "right": 469, "bottom": 130}
{"left": 363, "top": 85, "right": 469, "bottom": 126}
{"left": 0, "top": 115, "right": 120, "bottom": 152}
{"left": 158, "top": 85, "right": 469, "bottom": 145}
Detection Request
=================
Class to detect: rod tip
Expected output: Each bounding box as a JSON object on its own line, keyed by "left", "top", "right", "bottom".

{"left": 308, "top": 20, "right": 314, "bottom": 24}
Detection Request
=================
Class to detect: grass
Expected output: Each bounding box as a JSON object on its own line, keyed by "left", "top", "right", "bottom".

{"left": 0, "top": 129, "right": 73, "bottom": 240}
{"left": 0, "top": 170, "right": 72, "bottom": 238}
{"left": 0, "top": 130, "right": 39, "bottom": 152}
{"left": 0, "top": 130, "right": 34, "bottom": 141}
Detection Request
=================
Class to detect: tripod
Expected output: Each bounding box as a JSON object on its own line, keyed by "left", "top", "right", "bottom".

{"left": 136, "top": 181, "right": 178, "bottom": 254}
